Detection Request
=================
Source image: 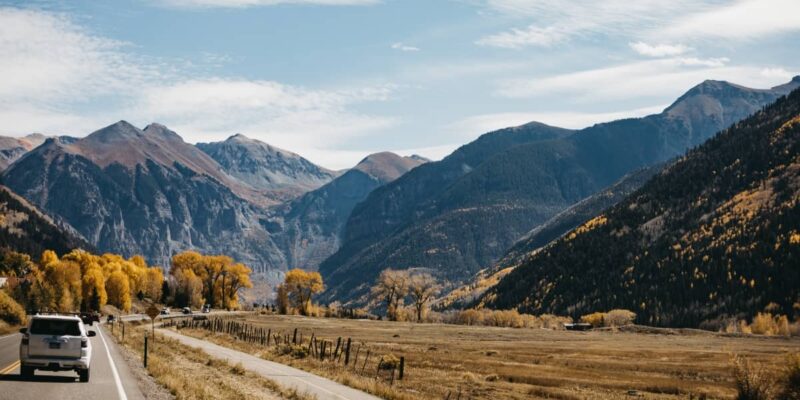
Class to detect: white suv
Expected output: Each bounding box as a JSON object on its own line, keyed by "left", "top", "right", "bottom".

{"left": 19, "top": 315, "right": 95, "bottom": 382}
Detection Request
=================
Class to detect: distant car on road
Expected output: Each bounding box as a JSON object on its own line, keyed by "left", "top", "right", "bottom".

{"left": 106, "top": 315, "right": 115, "bottom": 323}
{"left": 201, "top": 304, "right": 210, "bottom": 313}
{"left": 181, "top": 307, "right": 192, "bottom": 315}
{"left": 19, "top": 314, "right": 95, "bottom": 382}
{"left": 80, "top": 312, "right": 99, "bottom": 326}
{"left": 160, "top": 307, "right": 170, "bottom": 315}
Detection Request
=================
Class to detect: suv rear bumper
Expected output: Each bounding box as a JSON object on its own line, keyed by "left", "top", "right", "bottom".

{"left": 21, "top": 356, "right": 90, "bottom": 371}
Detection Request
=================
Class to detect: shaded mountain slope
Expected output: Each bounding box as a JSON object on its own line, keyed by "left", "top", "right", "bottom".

{"left": 275, "top": 152, "right": 426, "bottom": 271}
{"left": 1, "top": 121, "right": 283, "bottom": 270}
{"left": 0, "top": 184, "right": 91, "bottom": 257}
{"left": 320, "top": 77, "right": 800, "bottom": 305}
{"left": 481, "top": 88, "right": 800, "bottom": 327}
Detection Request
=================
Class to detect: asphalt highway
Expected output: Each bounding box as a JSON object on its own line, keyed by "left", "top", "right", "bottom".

{"left": 0, "top": 325, "right": 144, "bottom": 400}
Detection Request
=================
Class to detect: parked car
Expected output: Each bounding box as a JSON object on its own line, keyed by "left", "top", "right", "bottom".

{"left": 19, "top": 314, "right": 95, "bottom": 382}
{"left": 181, "top": 307, "right": 192, "bottom": 315}
{"left": 201, "top": 304, "right": 211, "bottom": 313}
{"left": 160, "top": 307, "right": 170, "bottom": 315}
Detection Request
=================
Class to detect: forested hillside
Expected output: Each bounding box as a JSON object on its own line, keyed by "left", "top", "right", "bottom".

{"left": 481, "top": 89, "right": 800, "bottom": 327}
{"left": 0, "top": 185, "right": 90, "bottom": 257}
{"left": 320, "top": 78, "right": 799, "bottom": 305}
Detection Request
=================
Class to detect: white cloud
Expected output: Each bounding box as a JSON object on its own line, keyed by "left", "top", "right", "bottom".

{"left": 152, "top": 0, "right": 379, "bottom": 8}
{"left": 629, "top": 41, "right": 690, "bottom": 57}
{"left": 476, "top": 25, "right": 566, "bottom": 49}
{"left": 496, "top": 58, "right": 796, "bottom": 101}
{"left": 479, "top": 0, "right": 800, "bottom": 47}
{"left": 0, "top": 7, "right": 398, "bottom": 170}
{"left": 0, "top": 8, "right": 161, "bottom": 105}
{"left": 665, "top": 0, "right": 800, "bottom": 40}
{"left": 477, "top": 0, "right": 705, "bottom": 47}
{"left": 391, "top": 42, "right": 420, "bottom": 52}
{"left": 134, "top": 78, "right": 398, "bottom": 154}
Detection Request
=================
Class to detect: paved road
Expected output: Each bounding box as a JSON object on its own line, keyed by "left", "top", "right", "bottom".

{"left": 0, "top": 326, "right": 144, "bottom": 400}
{"left": 160, "top": 328, "right": 382, "bottom": 400}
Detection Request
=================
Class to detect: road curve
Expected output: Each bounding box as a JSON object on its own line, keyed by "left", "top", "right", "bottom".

{"left": 159, "top": 328, "right": 382, "bottom": 400}
{"left": 0, "top": 325, "right": 144, "bottom": 400}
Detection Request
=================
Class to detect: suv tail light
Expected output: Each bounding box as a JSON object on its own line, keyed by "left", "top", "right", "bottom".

{"left": 81, "top": 339, "right": 88, "bottom": 348}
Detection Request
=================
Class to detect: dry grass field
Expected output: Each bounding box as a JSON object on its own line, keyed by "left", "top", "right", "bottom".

{"left": 109, "top": 321, "right": 313, "bottom": 400}
{"left": 176, "top": 314, "right": 800, "bottom": 400}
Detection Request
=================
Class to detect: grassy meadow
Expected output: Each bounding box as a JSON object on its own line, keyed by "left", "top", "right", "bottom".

{"left": 172, "top": 313, "right": 800, "bottom": 400}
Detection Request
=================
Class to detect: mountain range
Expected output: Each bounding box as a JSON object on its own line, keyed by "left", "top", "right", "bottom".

{"left": 0, "top": 122, "right": 424, "bottom": 280}
{"left": 479, "top": 87, "right": 800, "bottom": 327}
{"left": 318, "top": 77, "right": 800, "bottom": 305}
{"left": 0, "top": 76, "right": 797, "bottom": 311}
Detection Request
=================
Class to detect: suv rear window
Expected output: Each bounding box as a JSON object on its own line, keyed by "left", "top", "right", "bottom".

{"left": 30, "top": 319, "right": 81, "bottom": 336}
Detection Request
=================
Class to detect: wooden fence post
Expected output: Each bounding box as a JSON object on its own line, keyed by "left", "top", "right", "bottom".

{"left": 344, "top": 338, "right": 352, "bottom": 366}
{"left": 361, "top": 351, "right": 370, "bottom": 374}
{"left": 399, "top": 357, "right": 404, "bottom": 380}
{"left": 292, "top": 328, "right": 297, "bottom": 344}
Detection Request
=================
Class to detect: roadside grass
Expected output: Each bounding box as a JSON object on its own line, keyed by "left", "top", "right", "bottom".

{"left": 109, "top": 321, "right": 315, "bottom": 400}
{"left": 175, "top": 314, "right": 800, "bottom": 400}
{"left": 179, "top": 327, "right": 422, "bottom": 400}
{"left": 0, "top": 321, "right": 19, "bottom": 336}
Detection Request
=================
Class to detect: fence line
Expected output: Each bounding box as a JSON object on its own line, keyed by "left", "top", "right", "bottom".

{"left": 161, "top": 316, "right": 405, "bottom": 383}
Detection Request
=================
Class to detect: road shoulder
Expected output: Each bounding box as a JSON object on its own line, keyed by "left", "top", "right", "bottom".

{"left": 97, "top": 325, "right": 161, "bottom": 400}
{"left": 159, "top": 328, "right": 382, "bottom": 400}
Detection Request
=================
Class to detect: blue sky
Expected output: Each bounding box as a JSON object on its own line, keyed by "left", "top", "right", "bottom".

{"left": 1, "top": 0, "right": 799, "bottom": 168}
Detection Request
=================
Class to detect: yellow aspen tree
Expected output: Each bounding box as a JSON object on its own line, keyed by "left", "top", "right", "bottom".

{"left": 106, "top": 270, "right": 132, "bottom": 312}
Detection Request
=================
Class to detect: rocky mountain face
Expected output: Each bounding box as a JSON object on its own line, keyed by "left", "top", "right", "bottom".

{"left": 0, "top": 184, "right": 91, "bottom": 257}
{"left": 274, "top": 152, "right": 426, "bottom": 271}
{"left": 1, "top": 121, "right": 284, "bottom": 271}
{"left": 319, "top": 77, "right": 800, "bottom": 306}
{"left": 480, "top": 88, "right": 800, "bottom": 327}
{"left": 197, "top": 134, "right": 337, "bottom": 204}
{"left": 437, "top": 165, "right": 663, "bottom": 310}
{"left": 0, "top": 134, "right": 47, "bottom": 170}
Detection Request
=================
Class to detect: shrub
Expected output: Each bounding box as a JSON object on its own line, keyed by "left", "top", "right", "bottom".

{"left": 230, "top": 361, "right": 246, "bottom": 375}
{"left": 277, "top": 344, "right": 309, "bottom": 359}
{"left": 0, "top": 290, "right": 26, "bottom": 325}
{"left": 779, "top": 353, "right": 800, "bottom": 399}
{"left": 580, "top": 312, "right": 606, "bottom": 327}
{"left": 606, "top": 309, "right": 636, "bottom": 327}
{"left": 731, "top": 354, "right": 776, "bottom": 400}
{"left": 378, "top": 354, "right": 400, "bottom": 370}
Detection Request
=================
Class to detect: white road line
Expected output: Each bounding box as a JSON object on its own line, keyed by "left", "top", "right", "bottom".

{"left": 0, "top": 333, "right": 18, "bottom": 340}
{"left": 98, "top": 327, "right": 129, "bottom": 400}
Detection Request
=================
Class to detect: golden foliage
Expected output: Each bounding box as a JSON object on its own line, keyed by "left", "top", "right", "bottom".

{"left": 0, "top": 289, "right": 26, "bottom": 325}
{"left": 283, "top": 269, "right": 324, "bottom": 316}
{"left": 170, "top": 251, "right": 253, "bottom": 310}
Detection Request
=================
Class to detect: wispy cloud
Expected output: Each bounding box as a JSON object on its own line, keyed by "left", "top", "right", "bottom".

{"left": 496, "top": 58, "right": 795, "bottom": 101}
{"left": 135, "top": 78, "right": 398, "bottom": 149}
{"left": 151, "top": 0, "right": 380, "bottom": 8}
{"left": 629, "top": 41, "right": 690, "bottom": 57}
{"left": 0, "top": 7, "right": 398, "bottom": 169}
{"left": 476, "top": 25, "right": 565, "bottom": 49}
{"left": 391, "top": 42, "right": 420, "bottom": 52}
{"left": 478, "top": 0, "right": 800, "bottom": 48}
{"left": 665, "top": 0, "right": 800, "bottom": 40}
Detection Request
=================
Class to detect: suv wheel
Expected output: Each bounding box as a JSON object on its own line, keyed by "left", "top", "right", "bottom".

{"left": 21, "top": 366, "right": 34, "bottom": 379}
{"left": 78, "top": 368, "right": 89, "bottom": 382}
